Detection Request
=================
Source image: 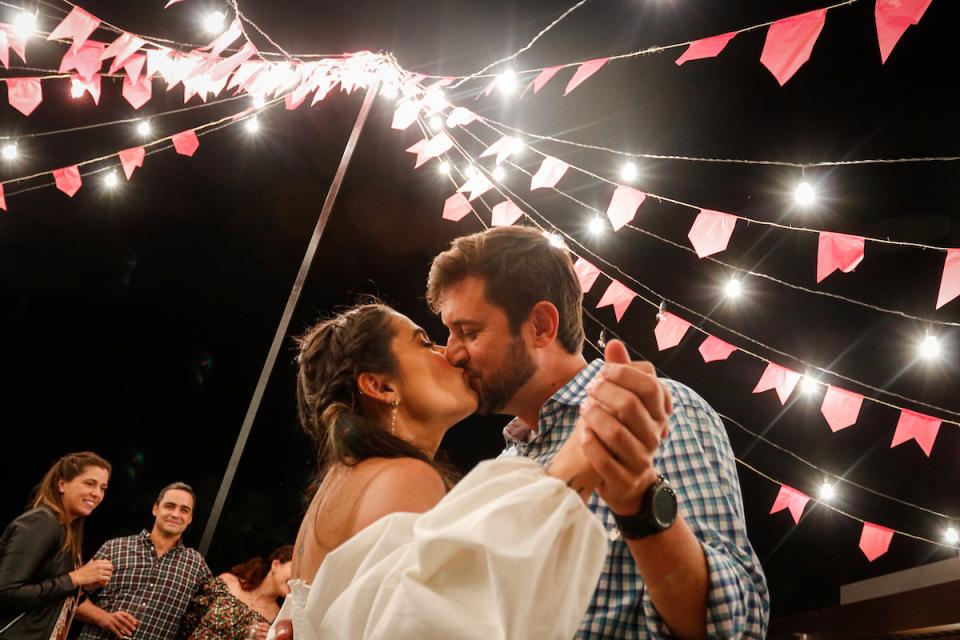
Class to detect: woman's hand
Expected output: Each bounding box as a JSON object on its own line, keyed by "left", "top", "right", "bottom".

{"left": 69, "top": 559, "right": 114, "bottom": 588}
{"left": 274, "top": 619, "right": 294, "bottom": 640}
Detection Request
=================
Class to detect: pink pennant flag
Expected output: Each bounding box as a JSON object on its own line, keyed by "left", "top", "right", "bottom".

{"left": 859, "top": 522, "right": 894, "bottom": 562}
{"left": 7, "top": 77, "right": 42, "bottom": 116}
{"left": 204, "top": 19, "right": 242, "bottom": 57}
{"left": 209, "top": 42, "right": 257, "bottom": 83}
{"left": 491, "top": 200, "right": 524, "bottom": 227}
{"left": 820, "top": 386, "right": 864, "bottom": 433}
{"left": 574, "top": 257, "right": 601, "bottom": 293}
{"left": 654, "top": 312, "right": 691, "bottom": 351}
{"left": 478, "top": 76, "right": 498, "bottom": 98}
{"left": 101, "top": 33, "right": 145, "bottom": 72}
{"left": 414, "top": 132, "right": 453, "bottom": 168}
{"left": 0, "top": 183, "right": 6, "bottom": 211}
{"left": 564, "top": 58, "right": 608, "bottom": 96}
{"left": 675, "top": 32, "right": 737, "bottom": 65}
{"left": 876, "top": 0, "right": 932, "bottom": 63}
{"left": 118, "top": 147, "right": 145, "bottom": 180}
{"left": 59, "top": 41, "right": 105, "bottom": 81}
{"left": 122, "top": 75, "right": 152, "bottom": 110}
{"left": 391, "top": 100, "right": 419, "bottom": 130}
{"left": 441, "top": 193, "right": 473, "bottom": 222}
{"left": 596, "top": 279, "right": 637, "bottom": 322}
{"left": 760, "top": 9, "right": 827, "bottom": 86}
{"left": 526, "top": 65, "right": 563, "bottom": 95}
{"left": 171, "top": 130, "right": 200, "bottom": 156}
{"left": 687, "top": 209, "right": 738, "bottom": 258}
{"left": 479, "top": 135, "right": 518, "bottom": 166}
{"left": 891, "top": 409, "right": 942, "bottom": 457}
{"left": 165, "top": 0, "right": 188, "bottom": 7}
{"left": 699, "top": 335, "right": 737, "bottom": 363}
{"left": 457, "top": 173, "right": 493, "bottom": 201}
{"left": 53, "top": 165, "right": 82, "bottom": 197}
{"left": 817, "top": 232, "right": 865, "bottom": 283}
{"left": 770, "top": 484, "right": 811, "bottom": 524}
{"left": 606, "top": 185, "right": 646, "bottom": 231}
{"left": 446, "top": 107, "right": 479, "bottom": 128}
{"left": 405, "top": 139, "right": 426, "bottom": 155}
{"left": 47, "top": 6, "right": 101, "bottom": 52}
{"left": 3, "top": 24, "right": 26, "bottom": 64}
{"left": 0, "top": 29, "right": 9, "bottom": 69}
{"left": 935, "top": 249, "right": 960, "bottom": 310}
{"left": 70, "top": 74, "right": 101, "bottom": 104}
{"left": 530, "top": 156, "right": 569, "bottom": 190}
{"left": 753, "top": 363, "right": 801, "bottom": 405}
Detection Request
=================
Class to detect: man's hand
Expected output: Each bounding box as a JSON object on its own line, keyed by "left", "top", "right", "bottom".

{"left": 578, "top": 339, "right": 672, "bottom": 515}
{"left": 98, "top": 610, "right": 138, "bottom": 639}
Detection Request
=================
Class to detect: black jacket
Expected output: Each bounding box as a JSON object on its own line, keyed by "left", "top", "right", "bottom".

{"left": 0, "top": 507, "right": 77, "bottom": 639}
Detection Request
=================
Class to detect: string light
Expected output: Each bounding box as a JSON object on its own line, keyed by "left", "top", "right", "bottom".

{"left": 103, "top": 171, "right": 119, "bottom": 188}
{"left": 509, "top": 136, "right": 524, "bottom": 157}
{"left": 12, "top": 11, "right": 37, "bottom": 39}
{"left": 379, "top": 83, "right": 398, "bottom": 99}
{"left": 497, "top": 69, "right": 518, "bottom": 94}
{"left": 620, "top": 162, "right": 637, "bottom": 182}
{"left": 548, "top": 232, "right": 566, "bottom": 249}
{"left": 946, "top": 527, "right": 959, "bottom": 545}
{"left": 252, "top": 95, "right": 266, "bottom": 109}
{"left": 589, "top": 215, "right": 606, "bottom": 235}
{"left": 136, "top": 120, "right": 151, "bottom": 137}
{"left": 438, "top": 160, "right": 450, "bottom": 175}
{"left": 794, "top": 181, "right": 816, "bottom": 207}
{"left": 724, "top": 277, "right": 742, "bottom": 299}
{"left": 245, "top": 116, "right": 260, "bottom": 133}
{"left": 70, "top": 79, "right": 86, "bottom": 99}
{"left": 819, "top": 481, "right": 835, "bottom": 502}
{"left": 429, "top": 115, "right": 444, "bottom": 130}
{"left": 464, "top": 164, "right": 477, "bottom": 178}
{"left": 492, "top": 165, "right": 506, "bottom": 181}
{"left": 917, "top": 334, "right": 941, "bottom": 361}
{"left": 203, "top": 11, "right": 226, "bottom": 35}
{"left": 2, "top": 143, "right": 18, "bottom": 160}
{"left": 800, "top": 374, "right": 820, "bottom": 395}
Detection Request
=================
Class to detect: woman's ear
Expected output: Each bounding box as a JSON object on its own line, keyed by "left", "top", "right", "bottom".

{"left": 356, "top": 372, "right": 397, "bottom": 404}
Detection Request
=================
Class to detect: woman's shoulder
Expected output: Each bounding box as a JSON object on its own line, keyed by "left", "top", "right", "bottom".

{"left": 351, "top": 458, "right": 446, "bottom": 530}
{"left": 4, "top": 507, "right": 60, "bottom": 536}
{"left": 362, "top": 457, "right": 445, "bottom": 490}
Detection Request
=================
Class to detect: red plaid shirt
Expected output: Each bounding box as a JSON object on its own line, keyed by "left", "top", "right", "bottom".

{"left": 77, "top": 530, "right": 211, "bottom": 640}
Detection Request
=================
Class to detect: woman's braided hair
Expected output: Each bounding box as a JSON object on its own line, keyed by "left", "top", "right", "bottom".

{"left": 295, "top": 302, "right": 435, "bottom": 477}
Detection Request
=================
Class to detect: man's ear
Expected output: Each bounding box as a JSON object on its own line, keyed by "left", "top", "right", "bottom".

{"left": 356, "top": 372, "right": 397, "bottom": 404}
{"left": 528, "top": 301, "right": 560, "bottom": 348}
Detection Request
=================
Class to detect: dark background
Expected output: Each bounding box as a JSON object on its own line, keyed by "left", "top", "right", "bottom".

{"left": 1, "top": 0, "right": 958, "bottom": 621}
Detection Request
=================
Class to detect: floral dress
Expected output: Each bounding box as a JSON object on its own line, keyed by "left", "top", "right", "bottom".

{"left": 179, "top": 576, "right": 269, "bottom": 640}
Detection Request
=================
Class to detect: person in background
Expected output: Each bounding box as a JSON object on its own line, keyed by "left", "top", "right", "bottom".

{"left": 75, "top": 482, "right": 212, "bottom": 640}
{"left": 179, "top": 545, "right": 293, "bottom": 640}
{"left": 0, "top": 452, "right": 113, "bottom": 640}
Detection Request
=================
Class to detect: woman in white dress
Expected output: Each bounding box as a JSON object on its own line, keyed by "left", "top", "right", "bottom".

{"left": 274, "top": 302, "right": 607, "bottom": 640}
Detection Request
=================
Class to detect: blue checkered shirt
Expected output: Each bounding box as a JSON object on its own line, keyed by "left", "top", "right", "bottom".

{"left": 501, "top": 360, "right": 769, "bottom": 639}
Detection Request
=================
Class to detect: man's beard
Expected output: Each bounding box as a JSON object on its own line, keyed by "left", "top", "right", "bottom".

{"left": 474, "top": 335, "right": 536, "bottom": 415}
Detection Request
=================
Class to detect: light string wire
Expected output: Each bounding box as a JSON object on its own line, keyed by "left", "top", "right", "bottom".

{"left": 1, "top": 93, "right": 280, "bottom": 198}
{"left": 448, "top": 0, "right": 592, "bottom": 89}
{"left": 439, "top": 120, "right": 960, "bottom": 426}
{"left": 455, "top": 117, "right": 960, "bottom": 328}
{"left": 417, "top": 0, "right": 862, "bottom": 80}
{"left": 479, "top": 113, "right": 960, "bottom": 171}
{"left": 431, "top": 117, "right": 960, "bottom": 551}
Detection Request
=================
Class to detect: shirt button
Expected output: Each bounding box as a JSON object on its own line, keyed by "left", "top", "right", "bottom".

{"left": 608, "top": 528, "right": 622, "bottom": 542}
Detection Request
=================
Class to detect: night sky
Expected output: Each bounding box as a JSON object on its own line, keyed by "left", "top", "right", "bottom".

{"left": 1, "top": 0, "right": 958, "bottom": 622}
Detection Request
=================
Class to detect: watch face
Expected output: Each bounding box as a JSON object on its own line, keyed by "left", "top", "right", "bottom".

{"left": 652, "top": 486, "right": 678, "bottom": 528}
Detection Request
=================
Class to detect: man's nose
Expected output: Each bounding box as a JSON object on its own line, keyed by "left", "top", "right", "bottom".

{"left": 445, "top": 335, "right": 466, "bottom": 366}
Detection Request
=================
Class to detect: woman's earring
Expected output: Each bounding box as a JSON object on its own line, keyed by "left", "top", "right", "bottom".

{"left": 390, "top": 398, "right": 399, "bottom": 435}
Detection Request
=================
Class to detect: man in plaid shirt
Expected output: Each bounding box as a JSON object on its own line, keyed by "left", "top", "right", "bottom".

{"left": 75, "top": 482, "right": 212, "bottom": 639}
{"left": 427, "top": 226, "right": 769, "bottom": 638}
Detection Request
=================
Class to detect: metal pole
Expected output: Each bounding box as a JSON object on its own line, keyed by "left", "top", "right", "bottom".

{"left": 199, "top": 82, "right": 380, "bottom": 555}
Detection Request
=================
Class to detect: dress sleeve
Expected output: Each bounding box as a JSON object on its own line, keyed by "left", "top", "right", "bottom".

{"left": 639, "top": 383, "right": 770, "bottom": 639}
{"left": 175, "top": 577, "right": 214, "bottom": 640}
{"left": 284, "top": 457, "right": 608, "bottom": 640}
{"left": 0, "top": 510, "right": 76, "bottom": 611}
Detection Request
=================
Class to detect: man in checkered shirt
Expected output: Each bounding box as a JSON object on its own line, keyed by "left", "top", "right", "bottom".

{"left": 427, "top": 226, "right": 769, "bottom": 639}
{"left": 75, "top": 482, "right": 212, "bottom": 639}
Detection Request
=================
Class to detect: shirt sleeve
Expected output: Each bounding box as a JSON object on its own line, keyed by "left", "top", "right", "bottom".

{"left": 82, "top": 539, "right": 114, "bottom": 601}
{"left": 640, "top": 383, "right": 770, "bottom": 639}
{"left": 0, "top": 510, "right": 76, "bottom": 611}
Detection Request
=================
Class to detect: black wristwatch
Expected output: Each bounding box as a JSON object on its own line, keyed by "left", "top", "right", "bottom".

{"left": 612, "top": 475, "right": 678, "bottom": 540}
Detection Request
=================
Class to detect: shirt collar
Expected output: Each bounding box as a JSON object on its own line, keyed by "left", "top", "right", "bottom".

{"left": 503, "top": 359, "right": 604, "bottom": 445}
{"left": 138, "top": 529, "right": 185, "bottom": 553}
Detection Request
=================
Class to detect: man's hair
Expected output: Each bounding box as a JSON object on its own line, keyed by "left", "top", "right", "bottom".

{"left": 155, "top": 482, "right": 196, "bottom": 507}
{"left": 426, "top": 226, "right": 584, "bottom": 354}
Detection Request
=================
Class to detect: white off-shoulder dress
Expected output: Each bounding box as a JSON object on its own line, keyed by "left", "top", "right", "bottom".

{"left": 268, "top": 457, "right": 608, "bottom": 640}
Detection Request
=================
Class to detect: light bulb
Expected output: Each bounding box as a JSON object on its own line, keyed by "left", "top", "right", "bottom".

{"left": 252, "top": 95, "right": 266, "bottom": 109}
{"left": 794, "top": 181, "right": 816, "bottom": 206}
{"left": 918, "top": 334, "right": 940, "bottom": 360}
{"left": 136, "top": 120, "right": 151, "bottom": 137}
{"left": 508, "top": 137, "right": 524, "bottom": 156}
{"left": 2, "top": 143, "right": 18, "bottom": 160}
{"left": 103, "top": 171, "right": 119, "bottom": 188}
{"left": 380, "top": 84, "right": 398, "bottom": 99}
{"left": 70, "top": 79, "right": 86, "bottom": 99}
{"left": 498, "top": 69, "right": 517, "bottom": 94}
{"left": 620, "top": 162, "right": 637, "bottom": 182}
{"left": 589, "top": 215, "right": 606, "bottom": 235}
{"left": 203, "top": 11, "right": 226, "bottom": 35}
{"left": 429, "top": 116, "right": 444, "bottom": 130}
{"left": 12, "top": 11, "right": 36, "bottom": 38}
{"left": 464, "top": 164, "right": 477, "bottom": 179}
{"left": 800, "top": 375, "right": 819, "bottom": 395}
{"left": 438, "top": 160, "right": 450, "bottom": 175}
{"left": 548, "top": 232, "right": 565, "bottom": 249}
{"left": 724, "top": 278, "right": 742, "bottom": 299}
{"left": 819, "top": 482, "right": 835, "bottom": 501}
{"left": 946, "top": 527, "right": 959, "bottom": 545}
{"left": 245, "top": 116, "right": 260, "bottom": 133}
{"left": 492, "top": 166, "right": 505, "bottom": 181}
